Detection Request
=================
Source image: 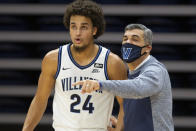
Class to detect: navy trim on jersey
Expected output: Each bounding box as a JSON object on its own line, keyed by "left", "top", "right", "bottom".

{"left": 67, "top": 44, "right": 102, "bottom": 70}
{"left": 104, "top": 50, "right": 110, "bottom": 80}
{"left": 55, "top": 46, "right": 62, "bottom": 79}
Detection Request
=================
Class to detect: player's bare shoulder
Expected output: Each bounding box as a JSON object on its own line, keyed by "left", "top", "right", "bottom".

{"left": 107, "top": 52, "right": 127, "bottom": 80}
{"left": 41, "top": 48, "right": 59, "bottom": 76}
{"left": 107, "top": 52, "right": 124, "bottom": 69}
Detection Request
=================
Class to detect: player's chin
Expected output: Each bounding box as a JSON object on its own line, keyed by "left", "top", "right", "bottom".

{"left": 73, "top": 43, "right": 82, "bottom": 49}
{"left": 73, "top": 43, "right": 87, "bottom": 51}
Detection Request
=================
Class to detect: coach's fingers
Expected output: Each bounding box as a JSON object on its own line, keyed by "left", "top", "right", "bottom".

{"left": 72, "top": 81, "right": 84, "bottom": 86}
{"left": 86, "top": 81, "right": 98, "bottom": 93}
{"left": 81, "top": 81, "right": 88, "bottom": 94}
{"left": 81, "top": 86, "right": 86, "bottom": 94}
{"left": 77, "top": 80, "right": 100, "bottom": 94}
{"left": 93, "top": 81, "right": 100, "bottom": 91}
{"left": 86, "top": 82, "right": 95, "bottom": 93}
{"left": 86, "top": 87, "right": 92, "bottom": 93}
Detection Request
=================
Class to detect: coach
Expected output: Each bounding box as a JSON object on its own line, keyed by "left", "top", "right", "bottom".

{"left": 73, "top": 24, "right": 174, "bottom": 131}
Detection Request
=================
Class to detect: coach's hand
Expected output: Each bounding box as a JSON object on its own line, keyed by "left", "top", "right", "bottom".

{"left": 72, "top": 80, "right": 100, "bottom": 94}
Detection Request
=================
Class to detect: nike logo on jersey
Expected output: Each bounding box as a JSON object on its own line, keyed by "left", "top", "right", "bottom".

{"left": 62, "top": 67, "right": 71, "bottom": 70}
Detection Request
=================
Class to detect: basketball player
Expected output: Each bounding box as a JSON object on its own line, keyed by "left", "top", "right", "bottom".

{"left": 73, "top": 24, "right": 174, "bottom": 131}
{"left": 22, "top": 0, "right": 127, "bottom": 131}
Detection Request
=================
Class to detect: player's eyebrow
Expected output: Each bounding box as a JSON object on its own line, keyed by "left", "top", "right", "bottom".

{"left": 70, "top": 22, "right": 76, "bottom": 25}
{"left": 81, "top": 23, "right": 89, "bottom": 25}
{"left": 70, "top": 22, "right": 89, "bottom": 26}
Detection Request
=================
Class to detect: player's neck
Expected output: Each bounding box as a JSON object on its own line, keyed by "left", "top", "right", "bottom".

{"left": 71, "top": 44, "right": 99, "bottom": 66}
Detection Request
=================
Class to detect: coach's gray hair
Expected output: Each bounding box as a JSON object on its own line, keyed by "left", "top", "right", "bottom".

{"left": 125, "top": 24, "right": 153, "bottom": 45}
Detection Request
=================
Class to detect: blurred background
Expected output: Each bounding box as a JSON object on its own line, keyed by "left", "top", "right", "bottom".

{"left": 0, "top": 0, "right": 196, "bottom": 131}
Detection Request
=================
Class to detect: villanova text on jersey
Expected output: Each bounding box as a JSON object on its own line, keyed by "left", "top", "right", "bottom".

{"left": 61, "top": 76, "right": 102, "bottom": 93}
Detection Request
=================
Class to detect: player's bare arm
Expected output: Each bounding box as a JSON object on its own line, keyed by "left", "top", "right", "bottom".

{"left": 107, "top": 54, "right": 126, "bottom": 131}
{"left": 22, "top": 49, "right": 58, "bottom": 131}
{"left": 107, "top": 53, "right": 126, "bottom": 130}
{"left": 108, "top": 96, "right": 124, "bottom": 131}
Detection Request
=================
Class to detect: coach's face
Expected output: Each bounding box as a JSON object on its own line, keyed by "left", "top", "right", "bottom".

{"left": 122, "top": 29, "right": 151, "bottom": 55}
{"left": 122, "top": 29, "right": 145, "bottom": 46}
{"left": 69, "top": 15, "right": 97, "bottom": 51}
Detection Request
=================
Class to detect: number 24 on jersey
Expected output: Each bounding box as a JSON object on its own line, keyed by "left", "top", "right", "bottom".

{"left": 70, "top": 94, "right": 94, "bottom": 114}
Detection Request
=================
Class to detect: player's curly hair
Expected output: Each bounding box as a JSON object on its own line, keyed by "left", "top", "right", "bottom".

{"left": 63, "top": 0, "right": 105, "bottom": 39}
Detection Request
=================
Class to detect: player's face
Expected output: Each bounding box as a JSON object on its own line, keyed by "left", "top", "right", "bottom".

{"left": 122, "top": 29, "right": 150, "bottom": 54}
{"left": 69, "top": 15, "right": 97, "bottom": 50}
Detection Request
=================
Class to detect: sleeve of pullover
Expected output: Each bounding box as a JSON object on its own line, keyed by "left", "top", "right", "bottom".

{"left": 99, "top": 67, "right": 165, "bottom": 99}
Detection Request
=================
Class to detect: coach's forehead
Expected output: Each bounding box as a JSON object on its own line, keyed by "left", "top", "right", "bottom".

{"left": 124, "top": 29, "right": 144, "bottom": 39}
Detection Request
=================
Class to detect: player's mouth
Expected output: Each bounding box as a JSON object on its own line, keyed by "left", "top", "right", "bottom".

{"left": 75, "top": 38, "right": 82, "bottom": 44}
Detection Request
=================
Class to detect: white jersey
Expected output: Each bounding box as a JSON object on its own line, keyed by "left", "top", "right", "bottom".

{"left": 53, "top": 44, "right": 114, "bottom": 131}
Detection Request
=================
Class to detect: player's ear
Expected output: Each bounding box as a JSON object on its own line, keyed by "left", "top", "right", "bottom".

{"left": 93, "top": 27, "right": 97, "bottom": 36}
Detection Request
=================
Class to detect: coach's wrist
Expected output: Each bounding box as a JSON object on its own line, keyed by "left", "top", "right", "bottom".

{"left": 98, "top": 81, "right": 103, "bottom": 91}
